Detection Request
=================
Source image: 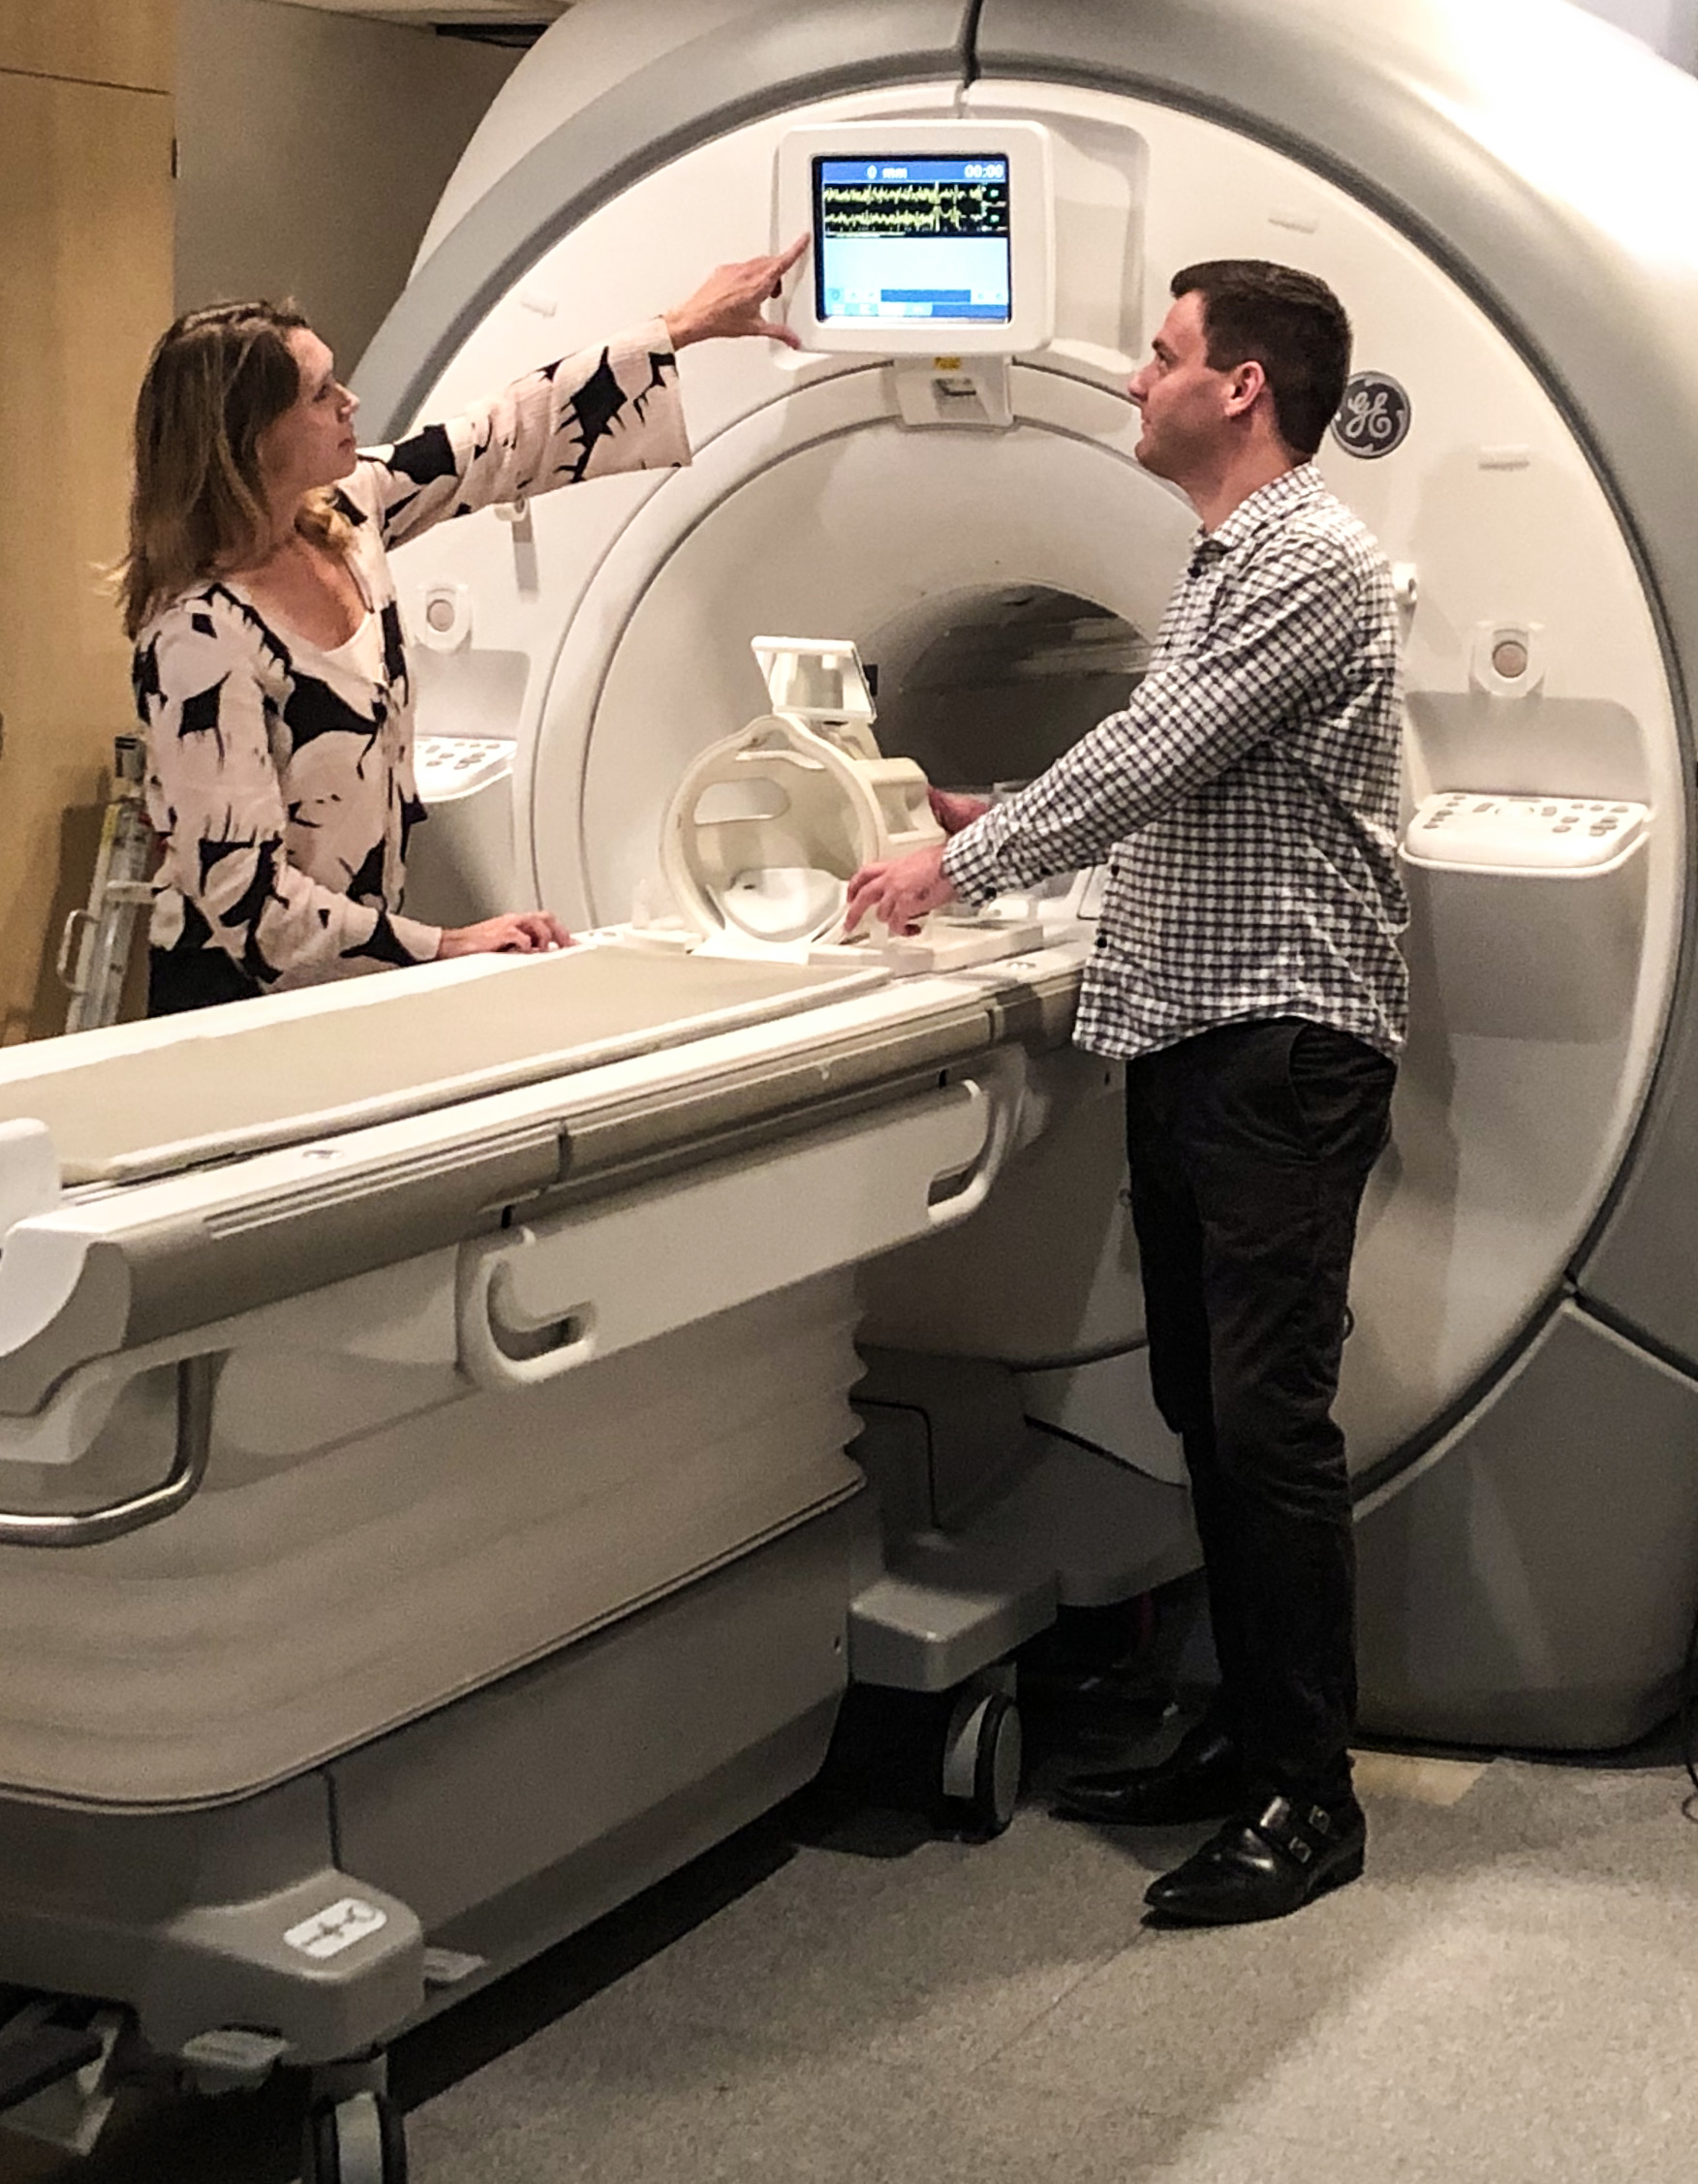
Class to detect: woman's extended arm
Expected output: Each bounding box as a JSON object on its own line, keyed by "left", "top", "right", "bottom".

{"left": 357, "top": 321, "right": 692, "bottom": 552}
{"left": 355, "top": 239, "right": 808, "bottom": 550}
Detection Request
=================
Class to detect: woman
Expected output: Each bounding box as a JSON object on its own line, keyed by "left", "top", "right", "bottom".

{"left": 122, "top": 242, "right": 804, "bottom": 1014}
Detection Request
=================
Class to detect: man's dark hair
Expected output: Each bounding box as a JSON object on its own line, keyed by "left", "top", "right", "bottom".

{"left": 1170, "top": 261, "right": 1352, "bottom": 458}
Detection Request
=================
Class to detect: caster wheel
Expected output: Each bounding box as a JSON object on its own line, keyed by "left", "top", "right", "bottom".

{"left": 941, "top": 1689, "right": 1023, "bottom": 1839}
{"left": 304, "top": 2088, "right": 409, "bottom": 2184}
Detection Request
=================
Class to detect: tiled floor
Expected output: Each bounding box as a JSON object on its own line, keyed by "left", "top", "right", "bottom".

{"left": 4, "top": 1672, "right": 1696, "bottom": 2184}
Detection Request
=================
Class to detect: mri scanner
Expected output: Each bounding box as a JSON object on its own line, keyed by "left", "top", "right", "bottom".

{"left": 5, "top": 0, "right": 1698, "bottom": 2169}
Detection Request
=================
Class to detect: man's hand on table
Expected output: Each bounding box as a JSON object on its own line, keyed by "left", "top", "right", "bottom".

{"left": 844, "top": 844, "right": 961, "bottom": 938}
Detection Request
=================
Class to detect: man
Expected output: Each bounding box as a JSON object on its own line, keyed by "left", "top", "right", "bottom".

{"left": 844, "top": 261, "right": 1406, "bottom": 1925}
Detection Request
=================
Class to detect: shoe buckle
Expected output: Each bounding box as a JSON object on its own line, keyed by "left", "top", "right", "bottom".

{"left": 1254, "top": 1795, "right": 1318, "bottom": 1863}
{"left": 1308, "top": 1804, "right": 1333, "bottom": 1836}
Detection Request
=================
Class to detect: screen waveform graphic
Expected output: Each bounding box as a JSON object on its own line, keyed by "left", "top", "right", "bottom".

{"left": 814, "top": 156, "right": 1013, "bottom": 324}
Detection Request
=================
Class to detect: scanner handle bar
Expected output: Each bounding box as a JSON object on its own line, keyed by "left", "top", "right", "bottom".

{"left": 0, "top": 1355, "right": 217, "bottom": 1549}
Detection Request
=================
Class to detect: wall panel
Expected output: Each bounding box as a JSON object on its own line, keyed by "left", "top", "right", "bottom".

{"left": 0, "top": 65, "right": 173, "bottom": 1040}
{"left": 175, "top": 0, "right": 518, "bottom": 371}
{"left": 0, "top": 0, "right": 173, "bottom": 92}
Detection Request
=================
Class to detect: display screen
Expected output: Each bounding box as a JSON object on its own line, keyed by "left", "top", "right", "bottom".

{"left": 813, "top": 156, "right": 1012, "bottom": 325}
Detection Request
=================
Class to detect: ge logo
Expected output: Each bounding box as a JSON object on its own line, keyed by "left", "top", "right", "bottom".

{"left": 1331, "top": 373, "right": 1411, "bottom": 460}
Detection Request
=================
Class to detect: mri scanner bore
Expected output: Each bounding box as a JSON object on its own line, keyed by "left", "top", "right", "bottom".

{"left": 4, "top": 0, "right": 1698, "bottom": 2168}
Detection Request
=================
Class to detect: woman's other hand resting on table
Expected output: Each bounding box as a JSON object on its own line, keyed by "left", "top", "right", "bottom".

{"left": 437, "top": 911, "right": 572, "bottom": 960}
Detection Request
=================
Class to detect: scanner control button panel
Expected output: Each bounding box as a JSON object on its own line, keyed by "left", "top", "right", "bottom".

{"left": 1403, "top": 792, "right": 1649, "bottom": 872}
{"left": 415, "top": 736, "right": 516, "bottom": 799}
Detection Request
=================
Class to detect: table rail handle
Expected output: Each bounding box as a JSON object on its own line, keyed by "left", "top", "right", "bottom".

{"left": 924, "top": 1049, "right": 1027, "bottom": 1232}
{"left": 0, "top": 1355, "right": 219, "bottom": 1550}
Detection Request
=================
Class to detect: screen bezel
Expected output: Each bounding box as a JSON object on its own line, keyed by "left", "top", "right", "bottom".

{"left": 776, "top": 119, "right": 1054, "bottom": 356}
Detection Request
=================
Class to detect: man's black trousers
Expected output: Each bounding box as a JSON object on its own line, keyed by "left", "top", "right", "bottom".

{"left": 1123, "top": 1018, "right": 1397, "bottom": 1804}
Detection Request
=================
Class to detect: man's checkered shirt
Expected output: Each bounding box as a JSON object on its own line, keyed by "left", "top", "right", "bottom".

{"left": 942, "top": 464, "right": 1409, "bottom": 1061}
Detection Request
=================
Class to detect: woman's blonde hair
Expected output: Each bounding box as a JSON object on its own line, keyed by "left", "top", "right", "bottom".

{"left": 118, "top": 299, "right": 351, "bottom": 640}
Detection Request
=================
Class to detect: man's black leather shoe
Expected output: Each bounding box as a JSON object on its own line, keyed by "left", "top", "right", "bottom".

{"left": 1143, "top": 1792, "right": 1366, "bottom": 1924}
{"left": 1053, "top": 1720, "right": 1246, "bottom": 1826}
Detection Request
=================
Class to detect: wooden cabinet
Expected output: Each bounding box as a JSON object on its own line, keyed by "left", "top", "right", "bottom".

{"left": 0, "top": 0, "right": 173, "bottom": 94}
{"left": 0, "top": 17, "right": 172, "bottom": 1041}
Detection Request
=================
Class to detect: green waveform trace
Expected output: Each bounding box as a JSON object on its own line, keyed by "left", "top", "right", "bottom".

{"left": 819, "top": 180, "right": 1009, "bottom": 239}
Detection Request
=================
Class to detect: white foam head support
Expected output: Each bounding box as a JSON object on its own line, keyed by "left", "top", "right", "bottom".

{"left": 663, "top": 638, "right": 943, "bottom": 950}
{"left": 0, "top": 1117, "right": 61, "bottom": 1244}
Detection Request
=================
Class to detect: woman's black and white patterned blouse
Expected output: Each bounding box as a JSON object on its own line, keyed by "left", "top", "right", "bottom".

{"left": 134, "top": 319, "right": 689, "bottom": 994}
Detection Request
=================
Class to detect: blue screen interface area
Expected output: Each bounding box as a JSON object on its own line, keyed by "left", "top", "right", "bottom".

{"left": 814, "top": 157, "right": 1012, "bottom": 325}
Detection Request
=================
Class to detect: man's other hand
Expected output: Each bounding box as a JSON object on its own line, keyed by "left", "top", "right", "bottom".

{"left": 928, "top": 787, "right": 991, "bottom": 836}
{"left": 844, "top": 844, "right": 961, "bottom": 937}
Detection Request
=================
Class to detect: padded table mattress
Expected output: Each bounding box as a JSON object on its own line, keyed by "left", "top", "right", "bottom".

{"left": 0, "top": 942, "right": 883, "bottom": 1184}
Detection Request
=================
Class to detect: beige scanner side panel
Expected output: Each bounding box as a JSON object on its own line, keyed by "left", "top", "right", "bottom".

{"left": 0, "top": 1277, "right": 864, "bottom": 1807}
